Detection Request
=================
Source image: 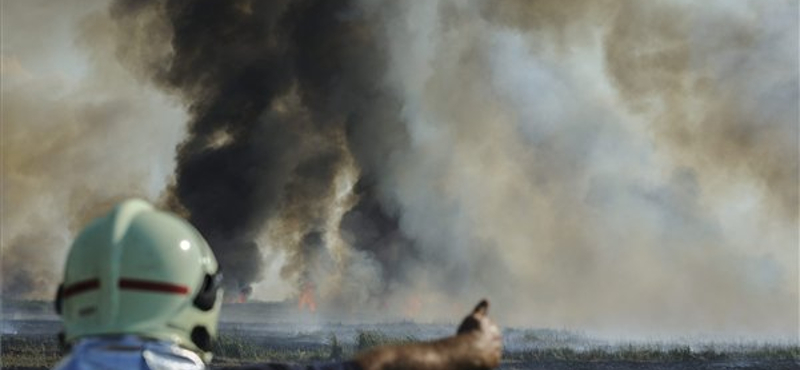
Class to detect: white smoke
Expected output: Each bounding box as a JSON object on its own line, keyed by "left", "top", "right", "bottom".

{"left": 359, "top": 0, "right": 798, "bottom": 339}
{"left": 1, "top": 0, "right": 185, "bottom": 298}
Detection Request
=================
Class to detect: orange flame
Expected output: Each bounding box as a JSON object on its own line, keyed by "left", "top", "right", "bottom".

{"left": 298, "top": 283, "right": 317, "bottom": 312}
{"left": 235, "top": 285, "right": 253, "bottom": 304}
{"left": 403, "top": 295, "right": 423, "bottom": 318}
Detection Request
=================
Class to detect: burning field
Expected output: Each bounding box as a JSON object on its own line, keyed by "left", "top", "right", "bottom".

{"left": 2, "top": 300, "right": 799, "bottom": 370}
{"left": 1, "top": 0, "right": 798, "bottom": 367}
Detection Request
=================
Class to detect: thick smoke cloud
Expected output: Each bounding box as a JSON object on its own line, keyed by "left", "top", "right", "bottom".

{"left": 604, "top": 0, "right": 798, "bottom": 219}
{"left": 358, "top": 0, "right": 797, "bottom": 337}
{"left": 109, "top": 0, "right": 410, "bottom": 301}
{"left": 2, "top": 0, "right": 796, "bottom": 339}
{"left": 1, "top": 0, "right": 185, "bottom": 299}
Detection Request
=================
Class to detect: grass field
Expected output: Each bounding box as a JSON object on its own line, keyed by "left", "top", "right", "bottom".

{"left": 3, "top": 326, "right": 798, "bottom": 369}
{"left": 2, "top": 301, "right": 798, "bottom": 369}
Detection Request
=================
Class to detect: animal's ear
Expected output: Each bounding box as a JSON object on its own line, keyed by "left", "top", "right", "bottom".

{"left": 472, "top": 299, "right": 489, "bottom": 317}
{"left": 457, "top": 299, "right": 490, "bottom": 334}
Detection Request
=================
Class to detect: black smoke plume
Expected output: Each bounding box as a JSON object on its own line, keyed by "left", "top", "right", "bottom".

{"left": 111, "top": 0, "right": 410, "bottom": 298}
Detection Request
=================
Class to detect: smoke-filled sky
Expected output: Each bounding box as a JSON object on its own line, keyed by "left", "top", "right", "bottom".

{"left": 2, "top": 0, "right": 797, "bottom": 340}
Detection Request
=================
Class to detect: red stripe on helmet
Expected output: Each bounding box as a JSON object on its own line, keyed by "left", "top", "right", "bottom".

{"left": 63, "top": 279, "right": 100, "bottom": 298}
{"left": 118, "top": 278, "right": 190, "bottom": 295}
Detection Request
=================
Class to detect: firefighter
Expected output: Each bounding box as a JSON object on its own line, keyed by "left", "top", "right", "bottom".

{"left": 53, "top": 199, "right": 501, "bottom": 370}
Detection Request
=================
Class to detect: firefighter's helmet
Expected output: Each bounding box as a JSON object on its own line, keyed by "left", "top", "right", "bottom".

{"left": 55, "top": 199, "right": 222, "bottom": 363}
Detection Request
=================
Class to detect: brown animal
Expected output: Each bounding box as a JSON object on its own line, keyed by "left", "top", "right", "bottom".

{"left": 354, "top": 300, "right": 502, "bottom": 370}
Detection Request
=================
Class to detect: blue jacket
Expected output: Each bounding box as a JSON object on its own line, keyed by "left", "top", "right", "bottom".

{"left": 53, "top": 336, "right": 361, "bottom": 370}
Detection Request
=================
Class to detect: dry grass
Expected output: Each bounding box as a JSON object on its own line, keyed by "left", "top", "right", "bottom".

{"left": 2, "top": 328, "right": 797, "bottom": 369}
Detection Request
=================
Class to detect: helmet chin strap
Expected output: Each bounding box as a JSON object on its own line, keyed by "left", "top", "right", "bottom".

{"left": 55, "top": 284, "right": 64, "bottom": 315}
{"left": 57, "top": 331, "right": 70, "bottom": 352}
{"left": 193, "top": 271, "right": 223, "bottom": 311}
{"left": 190, "top": 270, "right": 222, "bottom": 353}
{"left": 191, "top": 326, "right": 213, "bottom": 352}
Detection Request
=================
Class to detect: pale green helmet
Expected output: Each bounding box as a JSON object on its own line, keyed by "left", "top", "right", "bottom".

{"left": 57, "top": 199, "right": 223, "bottom": 362}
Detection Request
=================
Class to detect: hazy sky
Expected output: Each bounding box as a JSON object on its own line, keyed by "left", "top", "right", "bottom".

{"left": 2, "top": 0, "right": 186, "bottom": 299}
